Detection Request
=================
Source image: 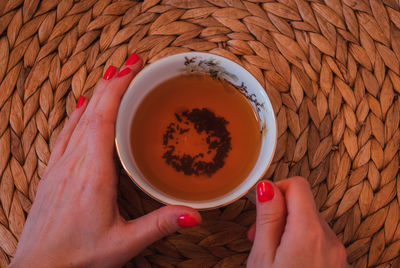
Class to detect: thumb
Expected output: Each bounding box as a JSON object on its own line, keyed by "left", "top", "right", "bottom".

{"left": 249, "top": 180, "right": 286, "bottom": 265}
{"left": 121, "top": 205, "right": 201, "bottom": 256}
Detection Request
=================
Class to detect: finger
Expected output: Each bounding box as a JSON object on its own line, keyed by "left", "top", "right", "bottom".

{"left": 119, "top": 205, "right": 201, "bottom": 257}
{"left": 96, "top": 54, "right": 142, "bottom": 121}
{"left": 65, "top": 53, "right": 142, "bottom": 156}
{"left": 48, "top": 96, "right": 88, "bottom": 166}
{"left": 87, "top": 55, "right": 143, "bottom": 156}
{"left": 249, "top": 180, "right": 286, "bottom": 265}
{"left": 61, "top": 64, "right": 118, "bottom": 155}
{"left": 247, "top": 223, "right": 256, "bottom": 242}
{"left": 84, "top": 53, "right": 141, "bottom": 124}
{"left": 276, "top": 176, "right": 320, "bottom": 227}
{"left": 274, "top": 177, "right": 326, "bottom": 254}
{"left": 85, "top": 65, "right": 118, "bottom": 112}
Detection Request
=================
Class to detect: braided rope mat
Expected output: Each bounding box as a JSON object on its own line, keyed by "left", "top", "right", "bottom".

{"left": 0, "top": 0, "right": 400, "bottom": 267}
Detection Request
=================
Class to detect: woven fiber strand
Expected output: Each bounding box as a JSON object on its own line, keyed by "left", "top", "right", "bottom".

{"left": 0, "top": 0, "right": 400, "bottom": 267}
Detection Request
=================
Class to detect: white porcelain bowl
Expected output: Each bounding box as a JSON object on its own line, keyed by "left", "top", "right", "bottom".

{"left": 116, "top": 52, "right": 277, "bottom": 210}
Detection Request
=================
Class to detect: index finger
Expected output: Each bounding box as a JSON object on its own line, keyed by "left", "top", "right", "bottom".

{"left": 276, "top": 177, "right": 320, "bottom": 226}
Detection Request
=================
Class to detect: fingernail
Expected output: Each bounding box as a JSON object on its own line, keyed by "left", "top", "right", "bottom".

{"left": 116, "top": 68, "right": 131, "bottom": 77}
{"left": 177, "top": 214, "right": 199, "bottom": 228}
{"left": 257, "top": 181, "right": 274, "bottom": 203}
{"left": 76, "top": 96, "right": 86, "bottom": 108}
{"left": 125, "top": 53, "right": 139, "bottom": 66}
{"left": 103, "top": 65, "right": 117, "bottom": 80}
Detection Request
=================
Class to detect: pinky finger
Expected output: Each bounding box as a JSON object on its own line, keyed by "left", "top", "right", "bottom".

{"left": 48, "top": 96, "right": 88, "bottom": 166}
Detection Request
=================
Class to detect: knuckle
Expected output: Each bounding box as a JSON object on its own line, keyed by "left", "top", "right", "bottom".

{"left": 155, "top": 215, "right": 174, "bottom": 237}
{"left": 289, "top": 176, "right": 314, "bottom": 197}
{"left": 76, "top": 116, "right": 90, "bottom": 132}
{"left": 257, "top": 210, "right": 284, "bottom": 227}
{"left": 90, "top": 113, "right": 105, "bottom": 127}
{"left": 89, "top": 113, "right": 113, "bottom": 130}
{"left": 335, "top": 241, "right": 347, "bottom": 260}
{"left": 291, "top": 176, "right": 310, "bottom": 188}
{"left": 305, "top": 222, "right": 325, "bottom": 247}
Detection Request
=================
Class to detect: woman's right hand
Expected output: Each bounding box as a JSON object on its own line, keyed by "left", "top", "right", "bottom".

{"left": 247, "top": 177, "right": 349, "bottom": 267}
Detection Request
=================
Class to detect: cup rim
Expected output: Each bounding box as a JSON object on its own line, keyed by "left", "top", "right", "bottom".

{"left": 115, "top": 52, "right": 277, "bottom": 210}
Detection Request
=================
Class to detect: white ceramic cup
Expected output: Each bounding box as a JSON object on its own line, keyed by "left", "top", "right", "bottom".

{"left": 116, "top": 52, "right": 277, "bottom": 210}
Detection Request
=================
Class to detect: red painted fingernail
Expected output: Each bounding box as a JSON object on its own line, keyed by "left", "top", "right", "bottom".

{"left": 125, "top": 53, "right": 139, "bottom": 66}
{"left": 257, "top": 181, "right": 274, "bottom": 203}
{"left": 103, "top": 65, "right": 117, "bottom": 80}
{"left": 177, "top": 214, "right": 199, "bottom": 228}
{"left": 116, "top": 68, "right": 131, "bottom": 77}
{"left": 76, "top": 96, "right": 86, "bottom": 108}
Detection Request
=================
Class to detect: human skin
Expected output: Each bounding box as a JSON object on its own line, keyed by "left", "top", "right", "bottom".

{"left": 247, "top": 177, "right": 350, "bottom": 268}
{"left": 9, "top": 54, "right": 201, "bottom": 268}
{"left": 9, "top": 53, "right": 348, "bottom": 268}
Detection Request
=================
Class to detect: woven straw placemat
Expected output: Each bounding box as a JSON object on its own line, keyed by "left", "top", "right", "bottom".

{"left": 0, "top": 0, "right": 400, "bottom": 267}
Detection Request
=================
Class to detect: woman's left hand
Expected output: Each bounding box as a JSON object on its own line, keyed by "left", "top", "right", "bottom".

{"left": 9, "top": 53, "right": 201, "bottom": 268}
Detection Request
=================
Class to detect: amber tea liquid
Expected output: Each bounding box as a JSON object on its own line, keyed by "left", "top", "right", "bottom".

{"left": 131, "top": 74, "right": 261, "bottom": 201}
